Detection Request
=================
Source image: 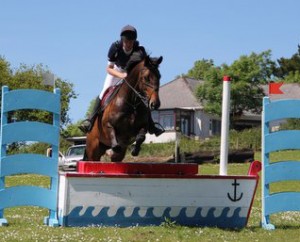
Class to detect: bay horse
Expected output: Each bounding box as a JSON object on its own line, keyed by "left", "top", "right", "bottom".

{"left": 83, "top": 55, "right": 163, "bottom": 162}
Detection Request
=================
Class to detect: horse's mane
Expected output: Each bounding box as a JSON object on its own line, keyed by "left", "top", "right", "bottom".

{"left": 126, "top": 59, "right": 144, "bottom": 74}
{"left": 126, "top": 54, "right": 162, "bottom": 80}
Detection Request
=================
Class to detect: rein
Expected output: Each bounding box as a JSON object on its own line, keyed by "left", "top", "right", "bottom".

{"left": 123, "top": 78, "right": 149, "bottom": 107}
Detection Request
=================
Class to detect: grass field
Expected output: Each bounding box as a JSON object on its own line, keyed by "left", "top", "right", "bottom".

{"left": 1, "top": 151, "right": 300, "bottom": 241}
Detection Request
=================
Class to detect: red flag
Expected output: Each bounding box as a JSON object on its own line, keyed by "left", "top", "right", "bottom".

{"left": 269, "top": 82, "right": 284, "bottom": 95}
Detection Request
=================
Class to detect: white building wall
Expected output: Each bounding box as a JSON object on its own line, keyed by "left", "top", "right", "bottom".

{"left": 144, "top": 131, "right": 177, "bottom": 144}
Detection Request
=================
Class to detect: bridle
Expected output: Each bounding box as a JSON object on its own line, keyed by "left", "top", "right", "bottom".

{"left": 123, "top": 65, "right": 160, "bottom": 108}
{"left": 124, "top": 78, "right": 149, "bottom": 107}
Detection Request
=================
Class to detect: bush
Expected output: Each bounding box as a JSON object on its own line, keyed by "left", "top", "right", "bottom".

{"left": 136, "top": 127, "right": 261, "bottom": 158}
{"left": 229, "top": 127, "right": 261, "bottom": 151}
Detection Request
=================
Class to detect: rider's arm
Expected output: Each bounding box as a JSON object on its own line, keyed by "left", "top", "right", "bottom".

{"left": 107, "top": 42, "right": 127, "bottom": 79}
{"left": 106, "top": 63, "right": 127, "bottom": 79}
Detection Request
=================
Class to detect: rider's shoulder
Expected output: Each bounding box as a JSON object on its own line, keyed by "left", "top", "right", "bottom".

{"left": 110, "top": 40, "right": 122, "bottom": 50}
{"left": 134, "top": 41, "right": 146, "bottom": 52}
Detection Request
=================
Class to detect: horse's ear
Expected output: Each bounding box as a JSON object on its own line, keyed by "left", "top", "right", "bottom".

{"left": 157, "top": 56, "right": 163, "bottom": 65}
{"left": 149, "top": 56, "right": 163, "bottom": 67}
{"left": 145, "top": 55, "right": 151, "bottom": 66}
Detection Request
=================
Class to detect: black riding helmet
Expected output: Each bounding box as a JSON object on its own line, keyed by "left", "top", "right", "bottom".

{"left": 120, "top": 25, "right": 137, "bottom": 40}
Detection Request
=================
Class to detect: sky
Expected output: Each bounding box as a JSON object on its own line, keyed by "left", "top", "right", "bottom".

{"left": 1, "top": 0, "right": 300, "bottom": 123}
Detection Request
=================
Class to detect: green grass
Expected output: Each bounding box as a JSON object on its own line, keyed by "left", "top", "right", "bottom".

{"left": 1, "top": 152, "right": 300, "bottom": 241}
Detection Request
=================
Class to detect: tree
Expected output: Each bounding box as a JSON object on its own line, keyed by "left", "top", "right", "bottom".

{"left": 187, "top": 59, "right": 215, "bottom": 80}
{"left": 61, "top": 96, "right": 98, "bottom": 138}
{"left": 273, "top": 45, "right": 300, "bottom": 83}
{"left": 0, "top": 56, "right": 77, "bottom": 127}
{"left": 84, "top": 97, "right": 97, "bottom": 119}
{"left": 272, "top": 44, "right": 300, "bottom": 130}
{"left": 61, "top": 121, "right": 85, "bottom": 138}
{"left": 0, "top": 58, "right": 12, "bottom": 86}
{"left": 189, "top": 51, "right": 275, "bottom": 118}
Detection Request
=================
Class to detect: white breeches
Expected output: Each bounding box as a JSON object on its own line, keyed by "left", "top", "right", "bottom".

{"left": 99, "top": 64, "right": 124, "bottom": 99}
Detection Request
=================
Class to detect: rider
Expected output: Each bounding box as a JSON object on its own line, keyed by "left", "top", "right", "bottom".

{"left": 80, "top": 25, "right": 165, "bottom": 136}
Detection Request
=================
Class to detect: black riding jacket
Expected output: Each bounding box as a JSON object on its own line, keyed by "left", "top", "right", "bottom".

{"left": 107, "top": 40, "right": 146, "bottom": 70}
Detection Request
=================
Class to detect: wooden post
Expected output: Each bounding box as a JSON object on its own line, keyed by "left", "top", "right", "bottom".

{"left": 175, "top": 127, "right": 181, "bottom": 163}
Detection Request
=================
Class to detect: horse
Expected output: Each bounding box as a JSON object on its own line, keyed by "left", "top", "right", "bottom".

{"left": 83, "top": 55, "right": 163, "bottom": 162}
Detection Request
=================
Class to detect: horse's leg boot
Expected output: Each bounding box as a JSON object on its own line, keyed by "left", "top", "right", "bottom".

{"left": 112, "top": 144, "right": 122, "bottom": 154}
{"left": 131, "top": 145, "right": 140, "bottom": 156}
{"left": 131, "top": 130, "right": 146, "bottom": 156}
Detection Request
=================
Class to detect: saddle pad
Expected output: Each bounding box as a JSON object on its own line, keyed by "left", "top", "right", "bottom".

{"left": 101, "top": 83, "right": 122, "bottom": 108}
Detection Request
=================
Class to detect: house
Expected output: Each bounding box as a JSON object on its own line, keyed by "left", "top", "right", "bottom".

{"left": 146, "top": 78, "right": 300, "bottom": 143}
{"left": 146, "top": 77, "right": 221, "bottom": 143}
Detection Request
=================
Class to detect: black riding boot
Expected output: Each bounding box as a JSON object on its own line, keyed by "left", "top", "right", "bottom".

{"left": 79, "top": 98, "right": 101, "bottom": 133}
{"left": 148, "top": 115, "right": 165, "bottom": 137}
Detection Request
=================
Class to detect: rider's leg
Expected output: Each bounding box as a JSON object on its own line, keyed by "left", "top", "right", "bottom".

{"left": 79, "top": 97, "right": 101, "bottom": 133}
{"left": 80, "top": 69, "right": 122, "bottom": 134}
{"left": 148, "top": 114, "right": 165, "bottom": 137}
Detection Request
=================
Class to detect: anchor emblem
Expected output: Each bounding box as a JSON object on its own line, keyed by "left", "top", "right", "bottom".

{"left": 227, "top": 179, "right": 243, "bottom": 202}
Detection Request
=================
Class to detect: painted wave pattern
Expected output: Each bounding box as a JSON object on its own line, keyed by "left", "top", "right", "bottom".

{"left": 62, "top": 206, "right": 248, "bottom": 228}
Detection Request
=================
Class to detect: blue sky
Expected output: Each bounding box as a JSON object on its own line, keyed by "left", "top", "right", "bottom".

{"left": 1, "top": 0, "right": 300, "bottom": 123}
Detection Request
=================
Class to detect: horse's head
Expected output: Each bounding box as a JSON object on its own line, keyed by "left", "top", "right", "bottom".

{"left": 138, "top": 56, "right": 163, "bottom": 110}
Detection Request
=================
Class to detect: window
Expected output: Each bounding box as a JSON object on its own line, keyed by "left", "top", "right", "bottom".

{"left": 161, "top": 115, "right": 174, "bottom": 130}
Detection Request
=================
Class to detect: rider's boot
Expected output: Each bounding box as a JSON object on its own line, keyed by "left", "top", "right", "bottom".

{"left": 148, "top": 115, "right": 165, "bottom": 137}
{"left": 79, "top": 98, "right": 101, "bottom": 133}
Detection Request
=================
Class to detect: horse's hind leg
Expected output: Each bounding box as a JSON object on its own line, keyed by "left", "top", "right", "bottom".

{"left": 131, "top": 129, "right": 146, "bottom": 156}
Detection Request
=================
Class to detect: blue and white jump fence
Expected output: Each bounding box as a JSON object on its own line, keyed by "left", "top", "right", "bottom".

{"left": 0, "top": 78, "right": 261, "bottom": 228}
{"left": 0, "top": 86, "right": 61, "bottom": 226}
{"left": 262, "top": 97, "right": 300, "bottom": 230}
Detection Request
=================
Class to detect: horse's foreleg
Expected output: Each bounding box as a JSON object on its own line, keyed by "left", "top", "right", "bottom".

{"left": 107, "top": 122, "right": 122, "bottom": 153}
{"left": 131, "top": 128, "right": 146, "bottom": 156}
{"left": 85, "top": 138, "right": 104, "bottom": 161}
{"left": 111, "top": 147, "right": 127, "bottom": 162}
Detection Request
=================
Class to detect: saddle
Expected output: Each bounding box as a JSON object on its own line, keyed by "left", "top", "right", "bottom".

{"left": 100, "top": 83, "right": 123, "bottom": 112}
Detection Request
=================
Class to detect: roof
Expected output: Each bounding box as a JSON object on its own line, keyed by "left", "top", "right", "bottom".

{"left": 159, "top": 77, "right": 204, "bottom": 109}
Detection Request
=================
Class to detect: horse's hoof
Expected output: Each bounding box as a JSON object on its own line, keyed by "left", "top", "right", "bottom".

{"left": 131, "top": 145, "right": 140, "bottom": 156}
{"left": 112, "top": 145, "right": 122, "bottom": 153}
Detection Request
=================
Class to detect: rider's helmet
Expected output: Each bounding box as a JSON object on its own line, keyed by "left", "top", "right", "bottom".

{"left": 120, "top": 25, "right": 137, "bottom": 40}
